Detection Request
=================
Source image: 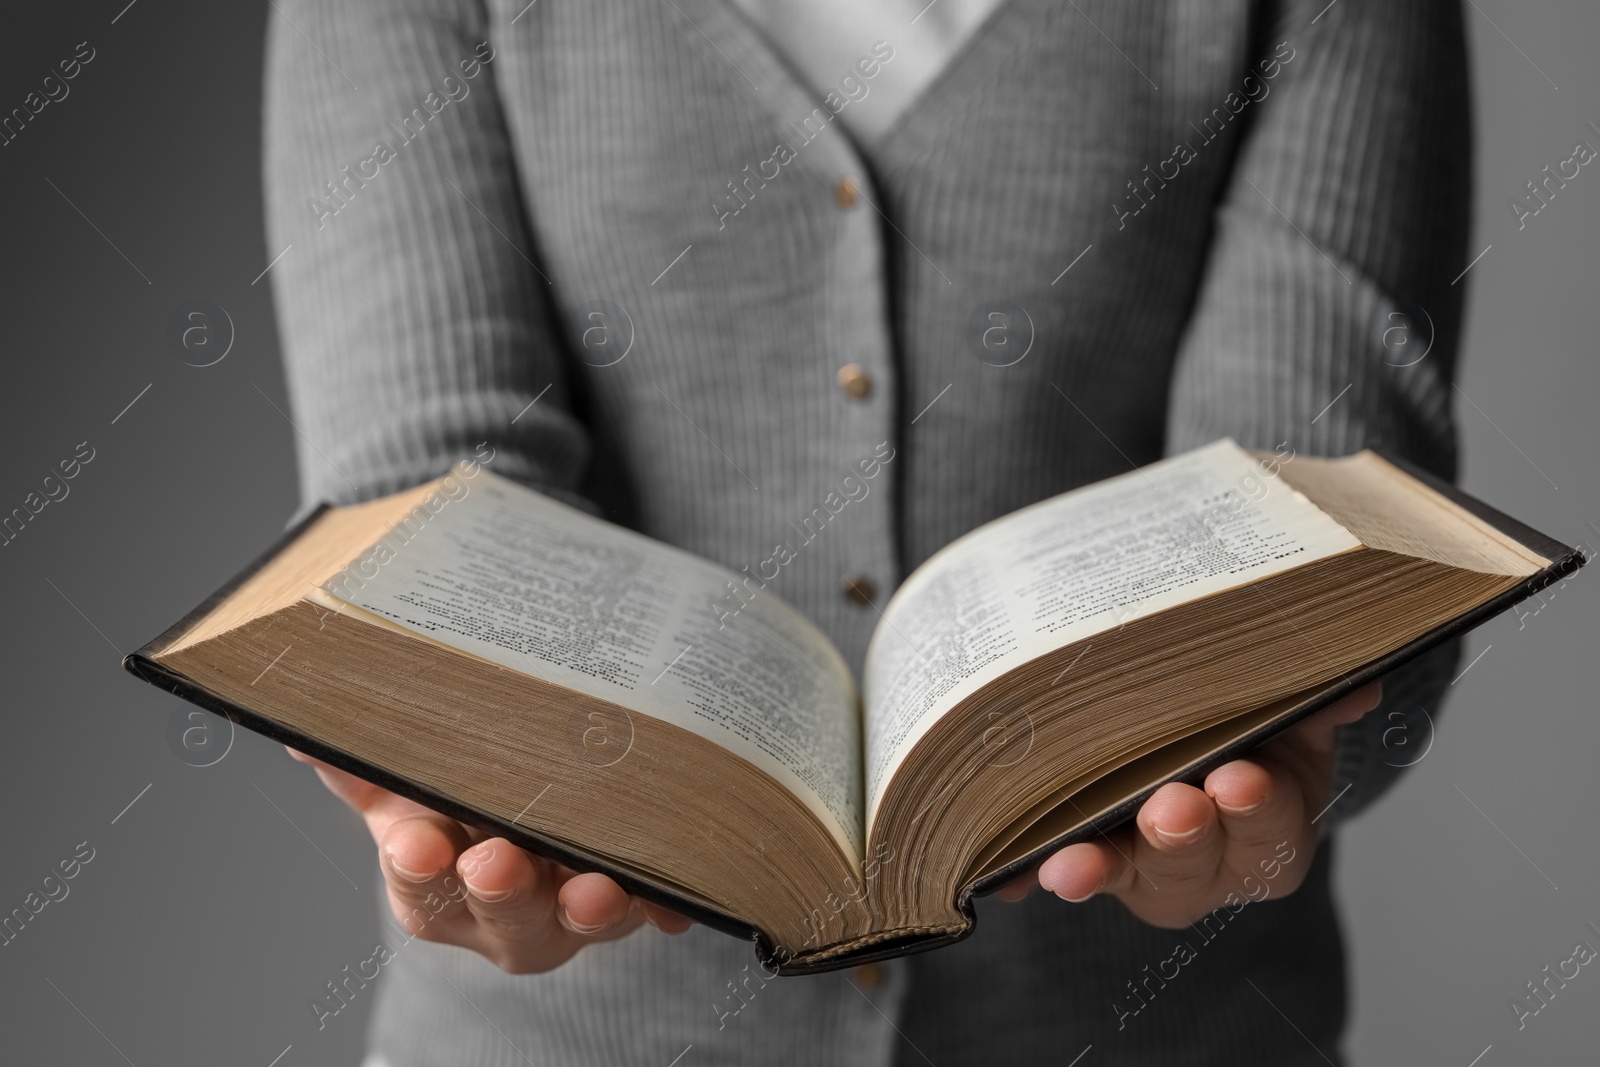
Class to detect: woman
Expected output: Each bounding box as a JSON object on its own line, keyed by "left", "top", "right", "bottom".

{"left": 266, "top": 0, "right": 1469, "bottom": 1062}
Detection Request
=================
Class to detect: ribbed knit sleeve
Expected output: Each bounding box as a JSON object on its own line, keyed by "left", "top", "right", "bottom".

{"left": 263, "top": 0, "right": 592, "bottom": 513}
{"left": 1163, "top": 1, "right": 1473, "bottom": 826}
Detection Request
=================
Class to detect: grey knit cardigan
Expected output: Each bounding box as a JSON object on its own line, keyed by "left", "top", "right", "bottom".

{"left": 264, "top": 0, "right": 1471, "bottom": 1063}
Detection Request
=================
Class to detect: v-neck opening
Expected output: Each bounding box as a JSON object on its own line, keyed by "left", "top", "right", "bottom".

{"left": 702, "top": 0, "right": 1027, "bottom": 167}
{"left": 870, "top": 0, "right": 1024, "bottom": 152}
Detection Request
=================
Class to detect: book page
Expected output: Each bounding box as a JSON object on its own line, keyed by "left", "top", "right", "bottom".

{"left": 321, "top": 468, "right": 863, "bottom": 862}
{"left": 861, "top": 440, "right": 1361, "bottom": 832}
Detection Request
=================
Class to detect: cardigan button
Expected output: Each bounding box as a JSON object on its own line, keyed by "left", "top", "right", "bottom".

{"left": 836, "top": 363, "right": 872, "bottom": 399}
{"left": 843, "top": 575, "right": 877, "bottom": 606}
{"left": 834, "top": 178, "right": 859, "bottom": 208}
{"left": 851, "top": 962, "right": 887, "bottom": 988}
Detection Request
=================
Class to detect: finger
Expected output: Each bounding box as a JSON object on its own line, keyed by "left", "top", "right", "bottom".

{"left": 994, "top": 870, "right": 1036, "bottom": 902}
{"left": 555, "top": 871, "right": 634, "bottom": 938}
{"left": 1263, "top": 681, "right": 1385, "bottom": 822}
{"left": 287, "top": 745, "right": 440, "bottom": 833}
{"left": 1039, "top": 834, "right": 1131, "bottom": 903}
{"left": 1290, "top": 682, "right": 1383, "bottom": 754}
{"left": 379, "top": 814, "right": 475, "bottom": 940}
{"left": 289, "top": 747, "right": 496, "bottom": 855}
{"left": 1124, "top": 781, "right": 1223, "bottom": 903}
{"left": 1204, "top": 756, "right": 1309, "bottom": 891}
{"left": 453, "top": 838, "right": 564, "bottom": 943}
{"left": 287, "top": 745, "right": 390, "bottom": 811}
{"left": 641, "top": 901, "right": 695, "bottom": 934}
{"left": 454, "top": 847, "right": 647, "bottom": 972}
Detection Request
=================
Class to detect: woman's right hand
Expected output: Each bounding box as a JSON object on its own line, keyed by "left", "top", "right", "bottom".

{"left": 288, "top": 747, "right": 693, "bottom": 974}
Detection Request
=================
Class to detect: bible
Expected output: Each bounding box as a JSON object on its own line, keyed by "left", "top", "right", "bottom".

{"left": 123, "top": 440, "right": 1582, "bottom": 973}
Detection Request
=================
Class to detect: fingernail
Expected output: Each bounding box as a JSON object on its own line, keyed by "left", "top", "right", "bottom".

{"left": 388, "top": 855, "right": 435, "bottom": 883}
{"left": 1215, "top": 798, "right": 1263, "bottom": 817}
{"left": 1054, "top": 877, "right": 1102, "bottom": 903}
{"left": 562, "top": 911, "right": 617, "bottom": 936}
{"left": 1153, "top": 823, "right": 1205, "bottom": 846}
{"left": 466, "top": 881, "right": 515, "bottom": 903}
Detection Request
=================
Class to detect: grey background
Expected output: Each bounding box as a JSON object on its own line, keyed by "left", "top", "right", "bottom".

{"left": 0, "top": 2, "right": 1593, "bottom": 1064}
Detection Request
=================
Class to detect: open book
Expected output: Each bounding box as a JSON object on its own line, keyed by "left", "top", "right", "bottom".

{"left": 124, "top": 441, "right": 1581, "bottom": 973}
